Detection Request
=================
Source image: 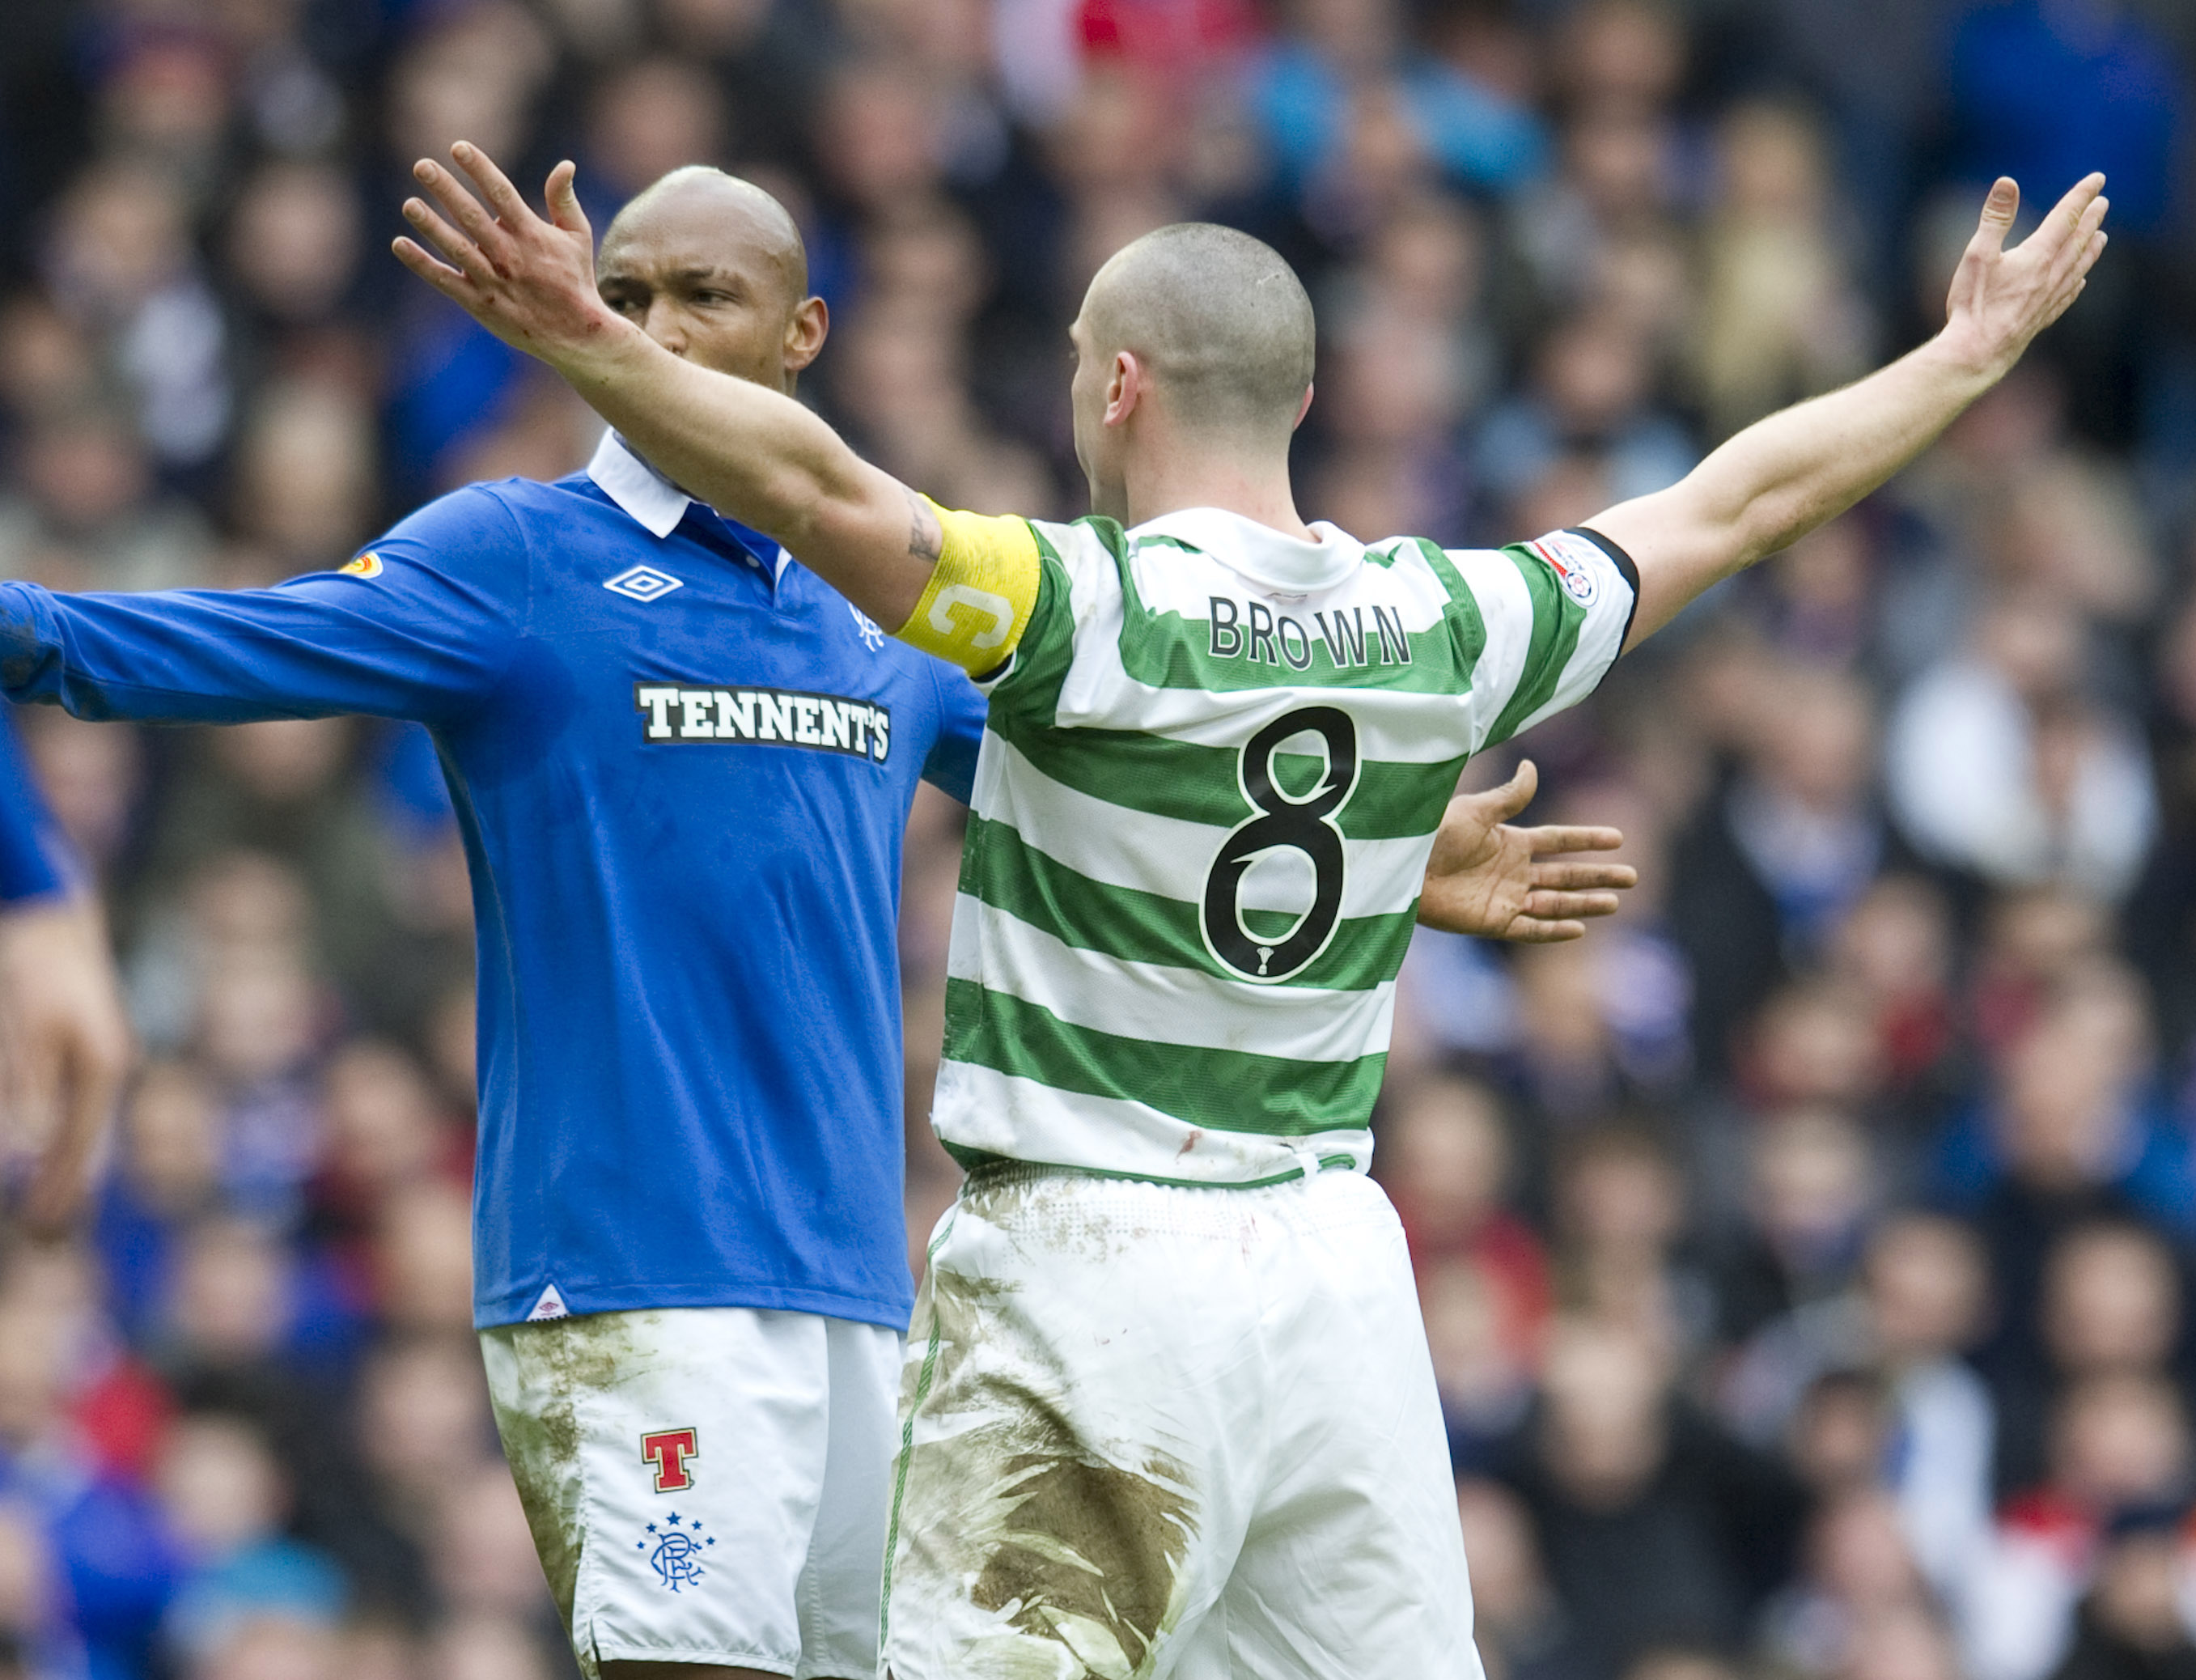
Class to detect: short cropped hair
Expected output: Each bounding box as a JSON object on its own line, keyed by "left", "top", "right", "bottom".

{"left": 1083, "top": 223, "right": 1316, "bottom": 442}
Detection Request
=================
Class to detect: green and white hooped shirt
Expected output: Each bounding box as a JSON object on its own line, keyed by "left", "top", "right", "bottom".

{"left": 931, "top": 507, "right": 1639, "bottom": 1186}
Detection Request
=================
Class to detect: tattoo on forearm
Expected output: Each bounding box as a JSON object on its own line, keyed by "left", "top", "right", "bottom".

{"left": 905, "top": 489, "right": 943, "bottom": 565}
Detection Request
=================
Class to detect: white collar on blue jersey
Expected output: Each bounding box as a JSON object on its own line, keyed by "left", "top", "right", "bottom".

{"left": 586, "top": 430, "right": 789, "bottom": 580}
{"left": 1129, "top": 507, "right": 1363, "bottom": 596}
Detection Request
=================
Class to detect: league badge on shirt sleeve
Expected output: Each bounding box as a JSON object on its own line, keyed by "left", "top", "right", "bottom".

{"left": 1526, "top": 535, "right": 1600, "bottom": 606}
{"left": 338, "top": 552, "right": 384, "bottom": 579}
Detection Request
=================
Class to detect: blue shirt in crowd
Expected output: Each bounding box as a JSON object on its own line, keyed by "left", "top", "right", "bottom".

{"left": 0, "top": 434, "right": 988, "bottom": 1332}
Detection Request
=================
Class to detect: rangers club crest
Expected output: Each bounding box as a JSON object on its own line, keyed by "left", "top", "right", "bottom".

{"left": 636, "top": 1512, "right": 714, "bottom": 1592}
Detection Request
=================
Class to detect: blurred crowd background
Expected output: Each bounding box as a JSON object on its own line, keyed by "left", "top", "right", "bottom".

{"left": 0, "top": 0, "right": 2191, "bottom": 1677}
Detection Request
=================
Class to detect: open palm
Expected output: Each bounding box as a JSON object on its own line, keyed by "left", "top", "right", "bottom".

{"left": 1417, "top": 762, "right": 1638, "bottom": 944}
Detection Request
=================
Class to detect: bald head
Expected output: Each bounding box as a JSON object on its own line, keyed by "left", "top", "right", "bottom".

{"left": 1082, "top": 224, "right": 1316, "bottom": 444}
{"left": 593, "top": 165, "right": 826, "bottom": 394}
{"left": 600, "top": 165, "right": 808, "bottom": 303}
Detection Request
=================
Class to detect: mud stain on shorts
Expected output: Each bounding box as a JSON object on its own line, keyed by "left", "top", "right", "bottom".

{"left": 969, "top": 1449, "right": 1194, "bottom": 1675}
{"left": 906, "top": 1273, "right": 1196, "bottom": 1677}
{"left": 490, "top": 1312, "right": 651, "bottom": 1627}
{"left": 901, "top": 1191, "right": 1199, "bottom": 1675}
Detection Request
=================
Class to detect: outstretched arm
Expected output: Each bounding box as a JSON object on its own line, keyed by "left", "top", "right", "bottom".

{"left": 392, "top": 146, "right": 937, "bottom": 633}
{"left": 1591, "top": 174, "right": 2109, "bottom": 648}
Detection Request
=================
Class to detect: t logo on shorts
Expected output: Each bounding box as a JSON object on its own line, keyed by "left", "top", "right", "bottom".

{"left": 641, "top": 1428, "right": 700, "bottom": 1492}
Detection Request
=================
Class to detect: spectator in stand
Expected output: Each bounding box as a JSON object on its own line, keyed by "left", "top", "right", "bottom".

{"left": 1758, "top": 1487, "right": 1939, "bottom": 1680}
{"left": 1721, "top": 1212, "right": 1996, "bottom": 1606}
{"left": 1456, "top": 1474, "right": 1594, "bottom": 1680}
{"left": 1887, "top": 595, "right": 2158, "bottom": 903}
{"left": 1381, "top": 1074, "right": 1551, "bottom": 1461}
{"left": 1246, "top": 0, "right": 1548, "bottom": 210}
{"left": 1990, "top": 1220, "right": 2188, "bottom": 1497}
{"left": 1935, "top": 961, "right": 2195, "bottom": 1371}
{"left": 153, "top": 1411, "right": 345, "bottom": 1669}
{"left": 1668, "top": 666, "right": 1893, "bottom": 1075}
{"left": 1494, "top": 1317, "right": 1806, "bottom": 1680}
{"left": 1689, "top": 101, "right": 1874, "bottom": 444}
{"left": 1476, "top": 309, "right": 1698, "bottom": 523}
{"left": 1966, "top": 1373, "right": 2195, "bottom": 1680}
{"left": 1712, "top": 1105, "right": 1878, "bottom": 1350}
{"left": 2048, "top": 1506, "right": 2196, "bottom": 1680}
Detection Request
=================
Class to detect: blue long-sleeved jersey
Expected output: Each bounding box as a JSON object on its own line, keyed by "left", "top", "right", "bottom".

{"left": 0, "top": 435, "right": 987, "bottom": 1330}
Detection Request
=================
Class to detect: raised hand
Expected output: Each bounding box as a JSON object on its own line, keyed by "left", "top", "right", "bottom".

{"left": 392, "top": 143, "right": 624, "bottom": 371}
{"left": 1416, "top": 761, "right": 1638, "bottom": 944}
{"left": 1941, "top": 173, "right": 2109, "bottom": 382}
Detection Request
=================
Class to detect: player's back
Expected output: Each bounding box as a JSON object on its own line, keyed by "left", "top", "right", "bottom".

{"left": 933, "top": 506, "right": 1637, "bottom": 1183}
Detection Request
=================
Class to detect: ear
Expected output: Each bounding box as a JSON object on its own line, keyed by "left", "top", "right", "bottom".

{"left": 1295, "top": 382, "right": 1315, "bottom": 431}
{"left": 1104, "top": 350, "right": 1144, "bottom": 427}
{"left": 783, "top": 295, "right": 829, "bottom": 373}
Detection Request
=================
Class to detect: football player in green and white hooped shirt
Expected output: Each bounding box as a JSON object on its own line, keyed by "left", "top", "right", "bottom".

{"left": 396, "top": 144, "right": 2109, "bottom": 1679}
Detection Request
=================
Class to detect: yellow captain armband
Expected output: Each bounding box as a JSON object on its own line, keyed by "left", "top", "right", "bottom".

{"left": 894, "top": 498, "right": 1041, "bottom": 677}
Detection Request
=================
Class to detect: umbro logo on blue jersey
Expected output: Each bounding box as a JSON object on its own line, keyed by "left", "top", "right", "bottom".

{"left": 605, "top": 565, "right": 685, "bottom": 603}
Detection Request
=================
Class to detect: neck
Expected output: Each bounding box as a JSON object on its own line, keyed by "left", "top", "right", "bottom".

{"left": 1114, "top": 436, "right": 1313, "bottom": 540}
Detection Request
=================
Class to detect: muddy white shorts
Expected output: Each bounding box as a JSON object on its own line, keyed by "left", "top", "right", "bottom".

{"left": 881, "top": 1164, "right": 1483, "bottom": 1680}
{"left": 480, "top": 1305, "right": 901, "bottom": 1679}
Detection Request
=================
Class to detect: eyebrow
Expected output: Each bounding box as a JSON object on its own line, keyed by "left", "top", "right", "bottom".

{"left": 597, "top": 264, "right": 746, "bottom": 287}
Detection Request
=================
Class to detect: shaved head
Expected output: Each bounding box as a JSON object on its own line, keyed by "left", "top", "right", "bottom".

{"left": 1082, "top": 223, "right": 1315, "bottom": 443}
{"left": 592, "top": 165, "right": 825, "bottom": 394}
{"left": 600, "top": 165, "right": 808, "bottom": 303}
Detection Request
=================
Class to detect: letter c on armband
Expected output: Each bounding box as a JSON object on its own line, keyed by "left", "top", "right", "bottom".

{"left": 926, "top": 583, "right": 1013, "bottom": 651}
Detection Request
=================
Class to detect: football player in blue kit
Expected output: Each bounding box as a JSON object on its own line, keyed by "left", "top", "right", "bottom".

{"left": 0, "top": 166, "right": 1634, "bottom": 1680}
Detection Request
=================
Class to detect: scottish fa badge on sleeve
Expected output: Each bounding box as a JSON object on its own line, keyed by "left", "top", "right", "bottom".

{"left": 1526, "top": 537, "right": 1599, "bottom": 607}
{"left": 637, "top": 1512, "right": 714, "bottom": 1592}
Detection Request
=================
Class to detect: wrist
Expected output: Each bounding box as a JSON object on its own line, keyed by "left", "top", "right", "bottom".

{"left": 1919, "top": 326, "right": 2015, "bottom": 394}
{"left": 545, "top": 305, "right": 647, "bottom": 388}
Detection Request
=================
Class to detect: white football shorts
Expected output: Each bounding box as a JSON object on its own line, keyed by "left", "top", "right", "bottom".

{"left": 882, "top": 1162, "right": 1483, "bottom": 1680}
{"left": 480, "top": 1305, "right": 900, "bottom": 1679}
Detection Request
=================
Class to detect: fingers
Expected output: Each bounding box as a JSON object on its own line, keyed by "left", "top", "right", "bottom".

{"left": 391, "top": 236, "right": 482, "bottom": 307}
{"left": 1504, "top": 918, "right": 1588, "bottom": 944}
{"left": 413, "top": 158, "right": 504, "bottom": 254}
{"left": 13, "top": 1028, "right": 59, "bottom": 1164}
{"left": 399, "top": 196, "right": 495, "bottom": 284}
{"left": 451, "top": 141, "right": 536, "bottom": 227}
{"left": 2046, "top": 191, "right": 2111, "bottom": 287}
{"left": 1968, "top": 176, "right": 2020, "bottom": 258}
{"left": 545, "top": 159, "right": 590, "bottom": 235}
{"left": 20, "top": 1044, "right": 117, "bottom": 1237}
{"left": 1465, "top": 758, "right": 1538, "bottom": 826}
{"left": 1514, "top": 823, "right": 1626, "bottom": 855}
{"left": 2026, "top": 172, "right": 2108, "bottom": 260}
{"left": 1528, "top": 859, "right": 1639, "bottom": 892}
{"left": 1524, "top": 888, "right": 1623, "bottom": 920}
